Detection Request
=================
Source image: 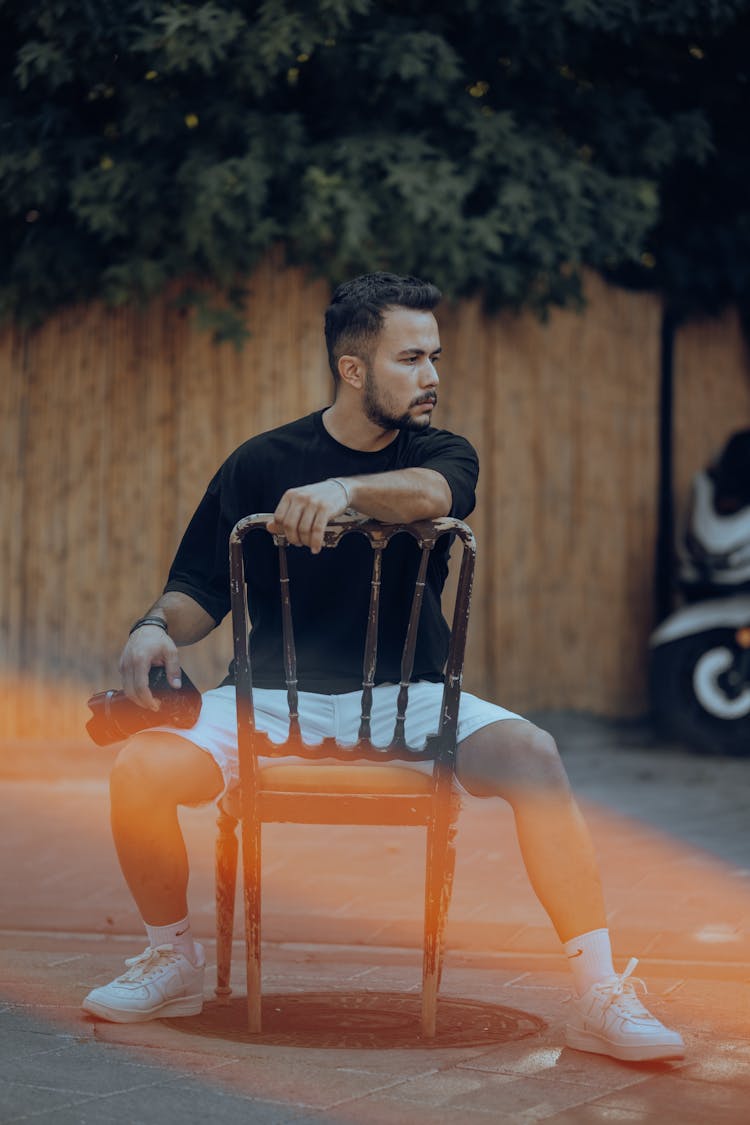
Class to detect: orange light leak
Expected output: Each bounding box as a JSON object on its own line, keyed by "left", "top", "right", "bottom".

{"left": 4, "top": 794, "right": 750, "bottom": 990}
{"left": 0, "top": 671, "right": 96, "bottom": 744}
{"left": 2, "top": 674, "right": 749, "bottom": 1100}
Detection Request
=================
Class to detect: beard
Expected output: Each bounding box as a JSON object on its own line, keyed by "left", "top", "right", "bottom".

{"left": 362, "top": 368, "right": 436, "bottom": 432}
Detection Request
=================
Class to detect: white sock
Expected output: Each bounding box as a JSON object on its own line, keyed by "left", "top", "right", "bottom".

{"left": 563, "top": 927, "right": 616, "bottom": 996}
{"left": 144, "top": 916, "right": 201, "bottom": 966}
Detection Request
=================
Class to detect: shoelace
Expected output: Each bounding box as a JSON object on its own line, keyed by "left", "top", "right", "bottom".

{"left": 597, "top": 957, "right": 651, "bottom": 1016}
{"left": 119, "top": 944, "right": 178, "bottom": 983}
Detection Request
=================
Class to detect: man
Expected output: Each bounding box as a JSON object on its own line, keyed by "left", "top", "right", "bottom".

{"left": 83, "top": 273, "right": 684, "bottom": 1062}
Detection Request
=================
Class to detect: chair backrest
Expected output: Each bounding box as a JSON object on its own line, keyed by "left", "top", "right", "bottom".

{"left": 229, "top": 514, "right": 476, "bottom": 789}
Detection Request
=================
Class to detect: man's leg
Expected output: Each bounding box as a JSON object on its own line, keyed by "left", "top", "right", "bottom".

{"left": 456, "top": 719, "right": 606, "bottom": 943}
{"left": 82, "top": 732, "right": 223, "bottom": 1024}
{"left": 456, "top": 718, "right": 684, "bottom": 1061}
{"left": 109, "top": 732, "right": 223, "bottom": 925}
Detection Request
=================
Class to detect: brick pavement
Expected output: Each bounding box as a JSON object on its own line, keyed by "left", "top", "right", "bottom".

{"left": 1, "top": 716, "right": 749, "bottom": 1122}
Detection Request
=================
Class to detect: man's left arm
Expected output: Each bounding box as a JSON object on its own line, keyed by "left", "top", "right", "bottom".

{"left": 345, "top": 467, "right": 453, "bottom": 521}
{"left": 267, "top": 468, "right": 450, "bottom": 554}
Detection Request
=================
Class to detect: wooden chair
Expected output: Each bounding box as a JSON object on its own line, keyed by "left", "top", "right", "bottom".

{"left": 214, "top": 513, "right": 476, "bottom": 1037}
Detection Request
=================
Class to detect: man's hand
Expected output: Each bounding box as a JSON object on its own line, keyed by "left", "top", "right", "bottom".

{"left": 119, "top": 625, "right": 182, "bottom": 711}
{"left": 118, "top": 593, "right": 215, "bottom": 709}
{"left": 267, "top": 479, "right": 350, "bottom": 554}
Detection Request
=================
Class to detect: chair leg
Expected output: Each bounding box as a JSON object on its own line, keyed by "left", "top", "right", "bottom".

{"left": 240, "top": 810, "right": 263, "bottom": 1032}
{"left": 421, "top": 792, "right": 460, "bottom": 1038}
{"left": 215, "top": 808, "right": 239, "bottom": 1002}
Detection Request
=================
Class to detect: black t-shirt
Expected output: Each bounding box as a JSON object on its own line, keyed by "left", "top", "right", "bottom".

{"left": 164, "top": 410, "right": 478, "bottom": 692}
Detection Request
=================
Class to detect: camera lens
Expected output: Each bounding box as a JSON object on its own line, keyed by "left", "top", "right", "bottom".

{"left": 86, "top": 668, "right": 202, "bottom": 746}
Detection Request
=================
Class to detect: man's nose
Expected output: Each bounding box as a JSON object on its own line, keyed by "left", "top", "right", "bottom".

{"left": 421, "top": 360, "right": 439, "bottom": 386}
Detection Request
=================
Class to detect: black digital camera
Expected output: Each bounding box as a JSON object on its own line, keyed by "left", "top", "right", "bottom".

{"left": 85, "top": 666, "right": 202, "bottom": 746}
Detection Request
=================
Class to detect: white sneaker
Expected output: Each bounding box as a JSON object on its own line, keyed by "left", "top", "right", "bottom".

{"left": 82, "top": 944, "right": 205, "bottom": 1023}
{"left": 565, "top": 958, "right": 685, "bottom": 1062}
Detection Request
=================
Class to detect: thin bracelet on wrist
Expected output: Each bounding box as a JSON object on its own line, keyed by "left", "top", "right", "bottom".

{"left": 330, "top": 477, "right": 351, "bottom": 507}
{"left": 129, "top": 616, "right": 169, "bottom": 636}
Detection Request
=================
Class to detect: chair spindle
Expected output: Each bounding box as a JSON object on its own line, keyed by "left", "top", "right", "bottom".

{"left": 277, "top": 541, "right": 301, "bottom": 740}
{"left": 358, "top": 545, "right": 384, "bottom": 742}
{"left": 393, "top": 544, "right": 432, "bottom": 746}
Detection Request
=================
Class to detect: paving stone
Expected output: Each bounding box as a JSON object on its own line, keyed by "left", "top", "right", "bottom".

{"left": 456, "top": 1040, "right": 675, "bottom": 1095}
{"left": 377, "top": 1067, "right": 612, "bottom": 1116}
{"left": 303, "top": 1097, "right": 525, "bottom": 1124}
{"left": 677, "top": 1040, "right": 750, "bottom": 1088}
{"left": 590, "top": 1073, "right": 750, "bottom": 1123}
{"left": 0, "top": 1019, "right": 82, "bottom": 1061}
{"left": 0, "top": 1081, "right": 91, "bottom": 1123}
{"left": 0, "top": 1035, "right": 218, "bottom": 1097}
{"left": 190, "top": 1055, "right": 440, "bottom": 1109}
{"left": 542, "top": 1105, "right": 658, "bottom": 1122}
{"left": 39, "top": 1082, "right": 307, "bottom": 1125}
{"left": 646, "top": 930, "right": 750, "bottom": 963}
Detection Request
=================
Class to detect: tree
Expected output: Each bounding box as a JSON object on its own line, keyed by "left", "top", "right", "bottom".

{"left": 605, "top": 7, "right": 750, "bottom": 323}
{"left": 2, "top": 0, "right": 749, "bottom": 340}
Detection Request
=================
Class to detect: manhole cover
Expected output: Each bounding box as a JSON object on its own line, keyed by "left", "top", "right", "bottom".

{"left": 167, "top": 991, "right": 546, "bottom": 1049}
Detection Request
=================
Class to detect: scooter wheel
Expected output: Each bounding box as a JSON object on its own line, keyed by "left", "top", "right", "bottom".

{"left": 650, "top": 628, "right": 750, "bottom": 756}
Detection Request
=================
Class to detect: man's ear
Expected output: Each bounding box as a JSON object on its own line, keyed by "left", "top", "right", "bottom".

{"left": 338, "top": 354, "right": 366, "bottom": 390}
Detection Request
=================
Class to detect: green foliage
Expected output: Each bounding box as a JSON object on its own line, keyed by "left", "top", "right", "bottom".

{"left": 2, "top": 0, "right": 749, "bottom": 339}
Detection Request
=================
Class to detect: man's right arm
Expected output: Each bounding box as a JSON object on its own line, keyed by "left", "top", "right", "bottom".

{"left": 119, "top": 591, "right": 217, "bottom": 711}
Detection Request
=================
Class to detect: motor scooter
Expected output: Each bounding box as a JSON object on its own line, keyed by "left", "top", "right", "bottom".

{"left": 649, "top": 429, "right": 750, "bottom": 755}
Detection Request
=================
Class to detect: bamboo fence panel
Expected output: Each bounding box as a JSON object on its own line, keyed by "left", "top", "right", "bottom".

{"left": 0, "top": 332, "right": 22, "bottom": 643}
{"left": 2, "top": 260, "right": 747, "bottom": 746}
{"left": 436, "top": 295, "right": 495, "bottom": 702}
{"left": 480, "top": 274, "right": 662, "bottom": 715}
{"left": 673, "top": 307, "right": 750, "bottom": 533}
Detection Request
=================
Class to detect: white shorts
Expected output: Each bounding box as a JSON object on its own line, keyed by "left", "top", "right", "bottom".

{"left": 153, "top": 682, "right": 522, "bottom": 795}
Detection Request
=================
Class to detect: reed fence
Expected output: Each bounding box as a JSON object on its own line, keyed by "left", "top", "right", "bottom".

{"left": 2, "top": 260, "right": 749, "bottom": 743}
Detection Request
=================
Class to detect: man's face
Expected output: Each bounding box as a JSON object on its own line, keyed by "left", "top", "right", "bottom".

{"left": 361, "top": 307, "right": 441, "bottom": 433}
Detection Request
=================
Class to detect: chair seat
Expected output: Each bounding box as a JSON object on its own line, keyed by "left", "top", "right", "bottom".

{"left": 220, "top": 760, "right": 436, "bottom": 814}
{"left": 259, "top": 762, "right": 436, "bottom": 794}
{"left": 219, "top": 763, "right": 441, "bottom": 824}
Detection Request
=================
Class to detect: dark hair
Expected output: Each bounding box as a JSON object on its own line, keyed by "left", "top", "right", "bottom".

{"left": 324, "top": 272, "right": 442, "bottom": 382}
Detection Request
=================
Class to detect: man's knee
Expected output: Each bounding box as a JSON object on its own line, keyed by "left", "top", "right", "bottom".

{"left": 456, "top": 719, "right": 570, "bottom": 799}
{"left": 111, "top": 736, "right": 170, "bottom": 805}
{"left": 110, "top": 733, "right": 222, "bottom": 808}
